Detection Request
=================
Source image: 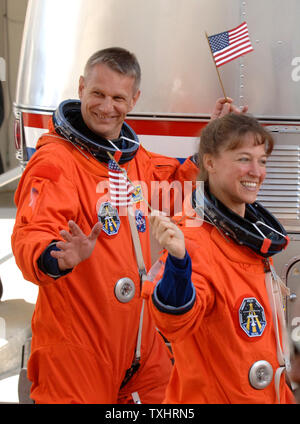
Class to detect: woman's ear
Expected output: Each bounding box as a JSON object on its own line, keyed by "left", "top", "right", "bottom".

{"left": 203, "top": 153, "right": 216, "bottom": 175}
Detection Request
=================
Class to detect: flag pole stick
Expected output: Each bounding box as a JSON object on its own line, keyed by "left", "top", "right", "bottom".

{"left": 205, "top": 31, "right": 228, "bottom": 102}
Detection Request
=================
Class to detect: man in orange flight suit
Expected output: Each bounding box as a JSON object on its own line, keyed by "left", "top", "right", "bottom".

{"left": 11, "top": 47, "right": 242, "bottom": 404}
{"left": 11, "top": 47, "right": 198, "bottom": 404}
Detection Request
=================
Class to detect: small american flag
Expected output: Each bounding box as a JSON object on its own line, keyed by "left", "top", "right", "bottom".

{"left": 207, "top": 22, "right": 253, "bottom": 67}
{"left": 108, "top": 160, "right": 134, "bottom": 207}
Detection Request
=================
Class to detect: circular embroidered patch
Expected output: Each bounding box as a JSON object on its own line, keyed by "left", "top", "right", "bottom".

{"left": 239, "top": 297, "right": 267, "bottom": 338}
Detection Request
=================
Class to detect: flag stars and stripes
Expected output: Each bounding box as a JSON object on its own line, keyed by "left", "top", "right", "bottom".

{"left": 108, "top": 160, "right": 134, "bottom": 207}
{"left": 208, "top": 22, "right": 253, "bottom": 67}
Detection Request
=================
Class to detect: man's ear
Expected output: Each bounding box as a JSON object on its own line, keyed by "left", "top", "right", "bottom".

{"left": 129, "top": 89, "right": 141, "bottom": 111}
{"left": 78, "top": 76, "right": 85, "bottom": 99}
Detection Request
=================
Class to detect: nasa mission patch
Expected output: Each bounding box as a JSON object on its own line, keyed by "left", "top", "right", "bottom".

{"left": 239, "top": 297, "right": 267, "bottom": 338}
{"left": 98, "top": 201, "right": 120, "bottom": 236}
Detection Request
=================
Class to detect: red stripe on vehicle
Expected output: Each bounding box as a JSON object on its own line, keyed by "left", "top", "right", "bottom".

{"left": 22, "top": 112, "right": 52, "bottom": 129}
{"left": 21, "top": 112, "right": 207, "bottom": 137}
{"left": 126, "top": 119, "right": 207, "bottom": 137}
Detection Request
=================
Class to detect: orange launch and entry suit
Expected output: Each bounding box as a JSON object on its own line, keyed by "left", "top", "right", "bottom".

{"left": 11, "top": 119, "right": 198, "bottom": 404}
{"left": 143, "top": 221, "right": 295, "bottom": 404}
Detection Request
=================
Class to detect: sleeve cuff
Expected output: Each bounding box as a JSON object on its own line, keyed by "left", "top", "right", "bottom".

{"left": 152, "top": 283, "right": 196, "bottom": 315}
{"left": 37, "top": 241, "right": 73, "bottom": 279}
{"left": 168, "top": 251, "right": 189, "bottom": 269}
{"left": 152, "top": 250, "right": 196, "bottom": 315}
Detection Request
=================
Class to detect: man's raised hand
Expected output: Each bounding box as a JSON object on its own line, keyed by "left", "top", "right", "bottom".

{"left": 50, "top": 220, "right": 102, "bottom": 271}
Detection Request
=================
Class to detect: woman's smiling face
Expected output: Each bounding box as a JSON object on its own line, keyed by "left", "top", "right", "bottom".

{"left": 204, "top": 132, "right": 268, "bottom": 217}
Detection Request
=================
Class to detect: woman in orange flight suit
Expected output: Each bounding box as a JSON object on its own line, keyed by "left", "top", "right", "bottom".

{"left": 145, "top": 113, "right": 296, "bottom": 404}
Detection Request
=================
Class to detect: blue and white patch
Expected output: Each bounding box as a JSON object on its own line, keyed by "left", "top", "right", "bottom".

{"left": 239, "top": 297, "right": 267, "bottom": 338}
{"left": 131, "top": 185, "right": 144, "bottom": 203}
{"left": 135, "top": 209, "right": 146, "bottom": 232}
{"left": 98, "top": 201, "right": 120, "bottom": 236}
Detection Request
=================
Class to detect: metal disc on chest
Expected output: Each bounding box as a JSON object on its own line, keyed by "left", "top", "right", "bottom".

{"left": 248, "top": 360, "right": 273, "bottom": 390}
{"left": 114, "top": 278, "right": 136, "bottom": 303}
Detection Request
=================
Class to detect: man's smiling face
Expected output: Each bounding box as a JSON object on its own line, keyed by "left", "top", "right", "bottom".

{"left": 79, "top": 63, "right": 140, "bottom": 140}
